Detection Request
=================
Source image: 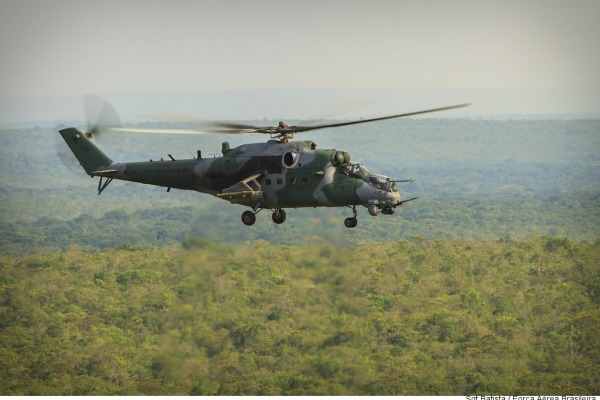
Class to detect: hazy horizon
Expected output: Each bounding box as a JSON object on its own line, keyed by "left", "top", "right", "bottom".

{"left": 2, "top": 86, "right": 600, "bottom": 127}
{"left": 1, "top": 1, "right": 599, "bottom": 123}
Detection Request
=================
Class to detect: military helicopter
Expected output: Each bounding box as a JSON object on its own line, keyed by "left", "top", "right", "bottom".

{"left": 58, "top": 100, "right": 470, "bottom": 228}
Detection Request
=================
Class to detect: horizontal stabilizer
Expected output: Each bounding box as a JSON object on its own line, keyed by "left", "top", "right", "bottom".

{"left": 91, "top": 169, "right": 117, "bottom": 175}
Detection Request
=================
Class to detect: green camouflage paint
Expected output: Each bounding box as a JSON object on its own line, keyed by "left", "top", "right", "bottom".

{"left": 59, "top": 128, "right": 408, "bottom": 226}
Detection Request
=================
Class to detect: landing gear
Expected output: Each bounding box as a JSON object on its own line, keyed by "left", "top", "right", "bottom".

{"left": 344, "top": 217, "right": 358, "bottom": 228}
{"left": 241, "top": 210, "right": 256, "bottom": 226}
{"left": 272, "top": 209, "right": 286, "bottom": 224}
{"left": 344, "top": 205, "right": 358, "bottom": 228}
{"left": 97, "top": 176, "right": 113, "bottom": 195}
{"left": 241, "top": 208, "right": 287, "bottom": 225}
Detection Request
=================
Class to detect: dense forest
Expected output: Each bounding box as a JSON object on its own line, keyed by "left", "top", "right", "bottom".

{"left": 0, "top": 119, "right": 599, "bottom": 394}
{"left": 1, "top": 237, "right": 599, "bottom": 395}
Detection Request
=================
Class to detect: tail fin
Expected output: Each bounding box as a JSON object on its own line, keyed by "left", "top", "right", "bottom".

{"left": 58, "top": 128, "right": 113, "bottom": 175}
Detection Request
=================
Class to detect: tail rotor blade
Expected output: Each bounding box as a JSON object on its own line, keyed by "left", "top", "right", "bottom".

{"left": 54, "top": 124, "right": 82, "bottom": 174}
{"left": 84, "top": 95, "right": 122, "bottom": 138}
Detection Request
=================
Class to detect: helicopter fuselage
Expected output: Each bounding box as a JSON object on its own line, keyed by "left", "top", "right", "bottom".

{"left": 106, "top": 140, "right": 401, "bottom": 208}
{"left": 59, "top": 102, "right": 471, "bottom": 227}
{"left": 59, "top": 127, "right": 412, "bottom": 227}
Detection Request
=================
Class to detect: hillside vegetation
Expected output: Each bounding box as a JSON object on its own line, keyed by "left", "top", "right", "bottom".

{"left": 1, "top": 237, "right": 598, "bottom": 395}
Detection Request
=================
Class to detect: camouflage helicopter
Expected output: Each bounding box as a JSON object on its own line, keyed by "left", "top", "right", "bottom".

{"left": 58, "top": 101, "right": 469, "bottom": 228}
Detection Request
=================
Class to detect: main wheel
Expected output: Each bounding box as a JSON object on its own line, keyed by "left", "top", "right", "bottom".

{"left": 272, "top": 209, "right": 287, "bottom": 224}
{"left": 241, "top": 210, "right": 256, "bottom": 226}
{"left": 344, "top": 217, "right": 358, "bottom": 228}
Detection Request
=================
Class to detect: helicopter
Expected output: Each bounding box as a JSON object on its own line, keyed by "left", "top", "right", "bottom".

{"left": 58, "top": 101, "right": 470, "bottom": 228}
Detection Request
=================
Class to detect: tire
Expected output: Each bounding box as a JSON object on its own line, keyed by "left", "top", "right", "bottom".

{"left": 344, "top": 217, "right": 357, "bottom": 228}
{"left": 272, "top": 209, "right": 287, "bottom": 224}
{"left": 241, "top": 210, "right": 256, "bottom": 226}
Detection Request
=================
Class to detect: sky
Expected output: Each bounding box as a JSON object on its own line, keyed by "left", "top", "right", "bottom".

{"left": 0, "top": 0, "right": 599, "bottom": 119}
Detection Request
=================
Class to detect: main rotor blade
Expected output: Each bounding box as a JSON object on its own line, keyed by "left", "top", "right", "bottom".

{"left": 289, "top": 103, "right": 472, "bottom": 133}
{"left": 297, "top": 99, "right": 378, "bottom": 126}
{"left": 126, "top": 102, "right": 471, "bottom": 136}
{"left": 142, "top": 113, "right": 265, "bottom": 131}
{"left": 110, "top": 127, "right": 253, "bottom": 135}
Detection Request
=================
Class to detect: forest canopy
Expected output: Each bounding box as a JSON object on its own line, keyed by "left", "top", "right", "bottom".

{"left": 0, "top": 237, "right": 598, "bottom": 395}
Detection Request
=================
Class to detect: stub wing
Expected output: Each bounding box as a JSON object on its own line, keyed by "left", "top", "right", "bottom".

{"left": 217, "top": 173, "right": 265, "bottom": 206}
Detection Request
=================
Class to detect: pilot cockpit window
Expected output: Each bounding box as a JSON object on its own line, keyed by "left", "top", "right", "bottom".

{"left": 368, "top": 174, "right": 397, "bottom": 192}
{"left": 337, "top": 159, "right": 399, "bottom": 192}
{"left": 349, "top": 163, "right": 370, "bottom": 179}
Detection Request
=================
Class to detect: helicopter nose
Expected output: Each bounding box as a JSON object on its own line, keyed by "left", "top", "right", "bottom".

{"left": 389, "top": 190, "right": 401, "bottom": 205}
{"left": 376, "top": 187, "right": 400, "bottom": 205}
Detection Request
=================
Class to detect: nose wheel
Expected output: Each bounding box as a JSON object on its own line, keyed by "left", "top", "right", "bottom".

{"left": 344, "top": 205, "right": 358, "bottom": 228}
{"left": 344, "top": 217, "right": 358, "bottom": 228}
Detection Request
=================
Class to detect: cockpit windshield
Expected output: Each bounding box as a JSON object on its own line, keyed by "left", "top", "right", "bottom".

{"left": 339, "top": 163, "right": 397, "bottom": 192}
{"left": 340, "top": 163, "right": 371, "bottom": 179}
{"left": 368, "top": 174, "right": 397, "bottom": 192}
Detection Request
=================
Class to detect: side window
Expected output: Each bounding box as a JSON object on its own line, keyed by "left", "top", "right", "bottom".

{"left": 277, "top": 178, "right": 283, "bottom": 185}
{"left": 266, "top": 179, "right": 271, "bottom": 185}
{"left": 301, "top": 177, "right": 308, "bottom": 184}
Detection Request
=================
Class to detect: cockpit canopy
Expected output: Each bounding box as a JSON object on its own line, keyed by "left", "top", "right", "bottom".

{"left": 344, "top": 163, "right": 370, "bottom": 179}
{"left": 339, "top": 163, "right": 398, "bottom": 192}
{"left": 368, "top": 174, "right": 397, "bottom": 192}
